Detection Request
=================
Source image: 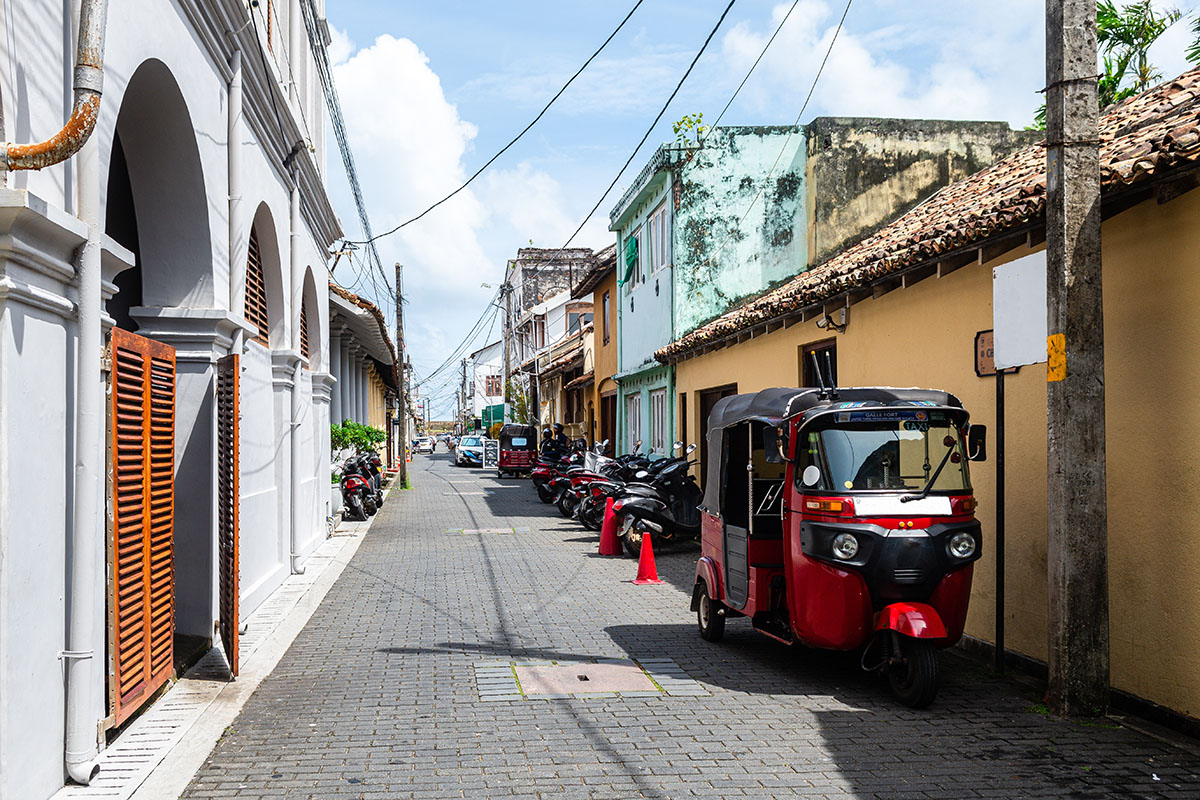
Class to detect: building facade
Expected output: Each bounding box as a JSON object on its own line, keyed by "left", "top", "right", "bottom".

{"left": 658, "top": 68, "right": 1200, "bottom": 727}
{"left": 0, "top": 1, "right": 341, "bottom": 796}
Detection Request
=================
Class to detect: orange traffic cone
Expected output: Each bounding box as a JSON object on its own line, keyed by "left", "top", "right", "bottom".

{"left": 631, "top": 531, "right": 663, "bottom": 585}
{"left": 599, "top": 498, "right": 622, "bottom": 556}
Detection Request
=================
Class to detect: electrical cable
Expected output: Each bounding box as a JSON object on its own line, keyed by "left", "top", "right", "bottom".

{"left": 347, "top": 0, "right": 647, "bottom": 247}
{"left": 501, "top": 0, "right": 740, "bottom": 288}
{"left": 700, "top": 0, "right": 852, "bottom": 267}
{"left": 703, "top": 0, "right": 800, "bottom": 136}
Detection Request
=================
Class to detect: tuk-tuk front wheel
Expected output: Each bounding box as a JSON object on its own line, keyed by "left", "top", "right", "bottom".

{"left": 887, "top": 636, "right": 939, "bottom": 709}
{"left": 697, "top": 582, "right": 725, "bottom": 642}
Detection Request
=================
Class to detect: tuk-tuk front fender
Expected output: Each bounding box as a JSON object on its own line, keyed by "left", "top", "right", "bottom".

{"left": 874, "top": 602, "right": 947, "bottom": 640}
{"left": 691, "top": 557, "right": 721, "bottom": 612}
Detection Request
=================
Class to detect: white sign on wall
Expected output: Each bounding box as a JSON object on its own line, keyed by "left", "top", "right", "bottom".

{"left": 993, "top": 249, "right": 1048, "bottom": 370}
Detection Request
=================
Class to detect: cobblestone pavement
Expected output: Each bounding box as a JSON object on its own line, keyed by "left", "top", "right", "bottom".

{"left": 184, "top": 453, "right": 1200, "bottom": 799}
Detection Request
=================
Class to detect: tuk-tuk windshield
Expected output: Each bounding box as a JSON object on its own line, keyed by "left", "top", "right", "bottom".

{"left": 797, "top": 414, "right": 971, "bottom": 493}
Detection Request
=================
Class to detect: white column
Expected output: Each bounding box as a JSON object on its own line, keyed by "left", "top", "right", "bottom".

{"left": 329, "top": 329, "right": 342, "bottom": 424}
{"left": 339, "top": 337, "right": 351, "bottom": 420}
{"left": 358, "top": 360, "right": 368, "bottom": 422}
{"left": 348, "top": 350, "right": 359, "bottom": 423}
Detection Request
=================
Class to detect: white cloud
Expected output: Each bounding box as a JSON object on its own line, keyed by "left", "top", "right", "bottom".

{"left": 720, "top": 0, "right": 1046, "bottom": 128}
{"left": 327, "top": 25, "right": 356, "bottom": 66}
{"left": 329, "top": 35, "right": 609, "bottom": 413}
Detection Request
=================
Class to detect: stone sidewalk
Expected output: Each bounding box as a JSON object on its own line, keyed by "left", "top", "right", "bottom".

{"left": 183, "top": 453, "right": 1200, "bottom": 799}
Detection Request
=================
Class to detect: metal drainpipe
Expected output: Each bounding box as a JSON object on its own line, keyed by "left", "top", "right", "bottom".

{"left": 0, "top": 0, "right": 119, "bottom": 786}
{"left": 228, "top": 47, "right": 244, "bottom": 350}
{"left": 2, "top": 0, "right": 108, "bottom": 173}
{"left": 289, "top": 172, "right": 305, "bottom": 574}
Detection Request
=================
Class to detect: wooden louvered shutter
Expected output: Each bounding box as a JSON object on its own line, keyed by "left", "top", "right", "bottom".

{"left": 299, "top": 299, "right": 311, "bottom": 366}
{"left": 244, "top": 228, "right": 269, "bottom": 345}
{"left": 109, "top": 328, "right": 176, "bottom": 727}
{"left": 216, "top": 354, "right": 240, "bottom": 677}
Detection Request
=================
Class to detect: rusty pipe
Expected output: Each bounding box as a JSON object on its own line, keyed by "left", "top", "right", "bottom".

{"left": 2, "top": 0, "right": 108, "bottom": 172}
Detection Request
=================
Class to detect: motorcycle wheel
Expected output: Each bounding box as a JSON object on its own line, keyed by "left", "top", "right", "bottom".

{"left": 536, "top": 483, "right": 555, "bottom": 504}
{"left": 556, "top": 489, "right": 576, "bottom": 519}
{"left": 345, "top": 495, "right": 365, "bottom": 522}
{"left": 579, "top": 501, "right": 602, "bottom": 531}
{"left": 620, "top": 518, "right": 642, "bottom": 558}
{"left": 697, "top": 582, "right": 725, "bottom": 642}
{"left": 887, "top": 636, "right": 939, "bottom": 709}
{"left": 364, "top": 496, "right": 378, "bottom": 516}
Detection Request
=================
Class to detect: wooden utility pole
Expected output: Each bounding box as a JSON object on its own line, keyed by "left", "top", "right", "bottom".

{"left": 394, "top": 263, "right": 409, "bottom": 487}
{"left": 1045, "top": 0, "right": 1108, "bottom": 716}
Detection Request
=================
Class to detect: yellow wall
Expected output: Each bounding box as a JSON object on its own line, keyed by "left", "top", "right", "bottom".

{"left": 589, "top": 269, "right": 620, "bottom": 442}
{"left": 674, "top": 189, "right": 1200, "bottom": 719}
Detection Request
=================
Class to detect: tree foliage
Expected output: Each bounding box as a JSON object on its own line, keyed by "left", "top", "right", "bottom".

{"left": 673, "top": 112, "right": 707, "bottom": 146}
{"left": 1029, "top": 1, "right": 1180, "bottom": 130}
{"left": 331, "top": 419, "right": 386, "bottom": 457}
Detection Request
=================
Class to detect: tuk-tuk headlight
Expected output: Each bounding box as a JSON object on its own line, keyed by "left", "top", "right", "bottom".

{"left": 949, "top": 532, "right": 976, "bottom": 559}
{"left": 831, "top": 533, "right": 859, "bottom": 560}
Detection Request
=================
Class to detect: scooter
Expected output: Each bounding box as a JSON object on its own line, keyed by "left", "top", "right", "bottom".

{"left": 611, "top": 444, "right": 702, "bottom": 556}
{"left": 339, "top": 458, "right": 375, "bottom": 521}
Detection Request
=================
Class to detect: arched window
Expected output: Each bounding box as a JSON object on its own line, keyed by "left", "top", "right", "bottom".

{"left": 299, "top": 297, "right": 311, "bottom": 366}
{"left": 244, "top": 227, "right": 269, "bottom": 345}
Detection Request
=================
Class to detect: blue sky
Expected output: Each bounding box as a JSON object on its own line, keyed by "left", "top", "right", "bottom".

{"left": 322, "top": 1, "right": 1195, "bottom": 417}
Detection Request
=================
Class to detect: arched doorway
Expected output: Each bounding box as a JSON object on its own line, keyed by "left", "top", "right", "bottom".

{"left": 104, "top": 59, "right": 217, "bottom": 691}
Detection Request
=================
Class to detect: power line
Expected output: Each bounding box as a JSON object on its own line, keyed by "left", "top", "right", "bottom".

{"left": 501, "top": 0, "right": 741, "bottom": 289}
{"left": 703, "top": 0, "right": 800, "bottom": 135}
{"left": 348, "top": 0, "right": 648, "bottom": 247}
{"left": 700, "top": 0, "right": 852, "bottom": 267}
{"left": 299, "top": 0, "right": 393, "bottom": 308}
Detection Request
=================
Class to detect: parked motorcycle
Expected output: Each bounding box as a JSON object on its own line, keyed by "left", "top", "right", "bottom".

{"left": 611, "top": 443, "right": 702, "bottom": 556}
{"left": 339, "top": 456, "right": 376, "bottom": 521}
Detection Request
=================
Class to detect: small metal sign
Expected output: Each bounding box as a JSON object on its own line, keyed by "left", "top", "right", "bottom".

{"left": 975, "top": 330, "right": 1019, "bottom": 378}
{"left": 482, "top": 439, "right": 499, "bottom": 469}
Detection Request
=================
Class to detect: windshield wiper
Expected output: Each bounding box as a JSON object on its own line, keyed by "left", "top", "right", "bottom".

{"left": 900, "top": 443, "right": 957, "bottom": 503}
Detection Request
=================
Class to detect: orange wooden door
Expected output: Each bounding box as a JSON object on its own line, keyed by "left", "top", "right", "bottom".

{"left": 216, "top": 353, "right": 240, "bottom": 677}
{"left": 109, "top": 328, "right": 176, "bottom": 727}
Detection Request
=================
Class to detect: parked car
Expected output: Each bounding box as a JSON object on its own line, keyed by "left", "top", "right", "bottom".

{"left": 415, "top": 437, "right": 435, "bottom": 454}
{"left": 455, "top": 435, "right": 484, "bottom": 467}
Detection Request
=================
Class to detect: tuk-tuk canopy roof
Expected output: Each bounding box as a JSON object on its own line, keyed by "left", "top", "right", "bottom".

{"left": 706, "top": 386, "right": 965, "bottom": 432}
{"left": 499, "top": 423, "right": 538, "bottom": 438}
{"left": 703, "top": 387, "right": 966, "bottom": 513}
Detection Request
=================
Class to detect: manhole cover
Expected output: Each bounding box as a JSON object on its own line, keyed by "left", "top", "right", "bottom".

{"left": 516, "top": 661, "right": 656, "bottom": 695}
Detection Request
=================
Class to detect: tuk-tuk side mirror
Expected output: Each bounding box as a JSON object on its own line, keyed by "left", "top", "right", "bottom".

{"left": 762, "top": 426, "right": 787, "bottom": 464}
{"left": 967, "top": 425, "right": 987, "bottom": 461}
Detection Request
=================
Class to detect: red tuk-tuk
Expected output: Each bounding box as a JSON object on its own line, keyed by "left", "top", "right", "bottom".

{"left": 497, "top": 424, "right": 538, "bottom": 477}
{"left": 692, "top": 386, "right": 985, "bottom": 708}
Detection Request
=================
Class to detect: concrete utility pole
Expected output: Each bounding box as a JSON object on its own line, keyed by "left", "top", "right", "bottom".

{"left": 395, "top": 263, "right": 409, "bottom": 487}
{"left": 1045, "top": 0, "right": 1108, "bottom": 716}
{"left": 460, "top": 358, "right": 468, "bottom": 433}
{"left": 501, "top": 280, "right": 513, "bottom": 423}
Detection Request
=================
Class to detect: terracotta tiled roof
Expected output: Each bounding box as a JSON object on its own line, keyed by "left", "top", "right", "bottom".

{"left": 658, "top": 67, "right": 1200, "bottom": 363}
{"left": 572, "top": 244, "right": 617, "bottom": 298}
{"left": 564, "top": 370, "right": 595, "bottom": 390}
{"left": 329, "top": 282, "right": 399, "bottom": 386}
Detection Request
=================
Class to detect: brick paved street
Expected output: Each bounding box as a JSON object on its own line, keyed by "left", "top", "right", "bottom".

{"left": 184, "top": 453, "right": 1200, "bottom": 799}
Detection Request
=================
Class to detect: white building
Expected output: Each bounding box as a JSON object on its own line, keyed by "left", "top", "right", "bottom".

{"left": 467, "top": 339, "right": 503, "bottom": 419}
{"left": 0, "top": 1, "right": 342, "bottom": 796}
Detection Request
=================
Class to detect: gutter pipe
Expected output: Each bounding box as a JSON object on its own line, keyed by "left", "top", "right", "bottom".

{"left": 228, "top": 47, "right": 244, "bottom": 353}
{"left": 289, "top": 171, "right": 305, "bottom": 575}
{"left": 0, "top": 0, "right": 119, "bottom": 787}
{"left": 2, "top": 0, "right": 108, "bottom": 172}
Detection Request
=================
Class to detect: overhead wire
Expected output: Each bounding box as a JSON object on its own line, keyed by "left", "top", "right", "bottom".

{"left": 347, "top": 0, "right": 648, "bottom": 247}
{"left": 499, "top": 0, "right": 741, "bottom": 289}
{"left": 699, "top": 0, "right": 852, "bottom": 267}
{"left": 703, "top": 0, "right": 800, "bottom": 136}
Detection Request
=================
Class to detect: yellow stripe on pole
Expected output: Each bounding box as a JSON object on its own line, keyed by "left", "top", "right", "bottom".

{"left": 1047, "top": 333, "right": 1066, "bottom": 382}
